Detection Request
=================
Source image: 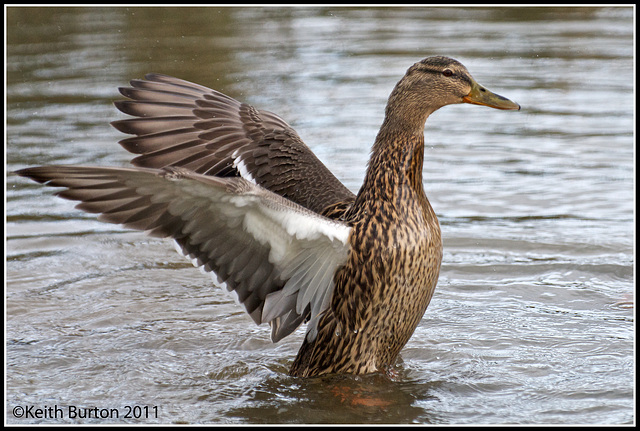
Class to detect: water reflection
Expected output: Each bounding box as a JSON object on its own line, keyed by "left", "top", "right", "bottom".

{"left": 223, "top": 372, "right": 437, "bottom": 424}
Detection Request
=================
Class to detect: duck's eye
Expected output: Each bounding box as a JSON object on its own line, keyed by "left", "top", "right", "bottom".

{"left": 442, "top": 69, "right": 454, "bottom": 77}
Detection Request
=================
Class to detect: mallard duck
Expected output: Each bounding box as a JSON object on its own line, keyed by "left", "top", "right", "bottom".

{"left": 16, "top": 56, "right": 519, "bottom": 377}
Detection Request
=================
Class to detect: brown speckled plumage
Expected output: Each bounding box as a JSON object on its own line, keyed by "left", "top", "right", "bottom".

{"left": 290, "top": 98, "right": 444, "bottom": 376}
{"left": 15, "top": 56, "right": 519, "bottom": 378}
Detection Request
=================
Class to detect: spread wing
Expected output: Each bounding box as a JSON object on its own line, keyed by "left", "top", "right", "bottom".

{"left": 16, "top": 165, "right": 352, "bottom": 342}
{"left": 111, "top": 73, "right": 356, "bottom": 216}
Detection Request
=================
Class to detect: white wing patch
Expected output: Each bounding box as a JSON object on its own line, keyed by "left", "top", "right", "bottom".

{"left": 231, "top": 149, "right": 257, "bottom": 185}
{"left": 169, "top": 171, "right": 352, "bottom": 342}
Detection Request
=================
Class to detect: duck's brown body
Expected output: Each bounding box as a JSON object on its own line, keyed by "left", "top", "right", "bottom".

{"left": 16, "top": 56, "right": 519, "bottom": 378}
{"left": 291, "top": 128, "right": 442, "bottom": 376}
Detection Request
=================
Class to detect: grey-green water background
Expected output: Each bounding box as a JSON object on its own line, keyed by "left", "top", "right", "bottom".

{"left": 5, "top": 6, "right": 635, "bottom": 425}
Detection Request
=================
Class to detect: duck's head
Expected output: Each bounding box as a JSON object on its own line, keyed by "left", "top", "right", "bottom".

{"left": 385, "top": 56, "right": 520, "bottom": 129}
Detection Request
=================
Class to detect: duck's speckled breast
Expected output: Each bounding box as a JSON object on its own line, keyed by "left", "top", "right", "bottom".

{"left": 341, "top": 184, "right": 443, "bottom": 369}
{"left": 289, "top": 128, "right": 444, "bottom": 377}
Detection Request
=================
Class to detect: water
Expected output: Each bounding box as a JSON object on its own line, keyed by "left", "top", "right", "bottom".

{"left": 6, "top": 6, "right": 634, "bottom": 425}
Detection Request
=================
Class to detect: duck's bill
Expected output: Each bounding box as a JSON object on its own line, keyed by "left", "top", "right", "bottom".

{"left": 463, "top": 81, "right": 520, "bottom": 110}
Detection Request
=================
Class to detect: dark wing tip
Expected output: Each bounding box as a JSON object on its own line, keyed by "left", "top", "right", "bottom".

{"left": 14, "top": 166, "right": 50, "bottom": 184}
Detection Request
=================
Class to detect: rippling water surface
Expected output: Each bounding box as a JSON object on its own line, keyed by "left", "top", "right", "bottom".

{"left": 6, "top": 6, "right": 634, "bottom": 425}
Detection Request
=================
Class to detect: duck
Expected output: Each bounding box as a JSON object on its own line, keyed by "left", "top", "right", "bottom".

{"left": 16, "top": 56, "right": 520, "bottom": 378}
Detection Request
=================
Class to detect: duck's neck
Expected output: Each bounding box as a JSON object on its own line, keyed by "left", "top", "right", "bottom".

{"left": 358, "top": 116, "right": 428, "bottom": 204}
